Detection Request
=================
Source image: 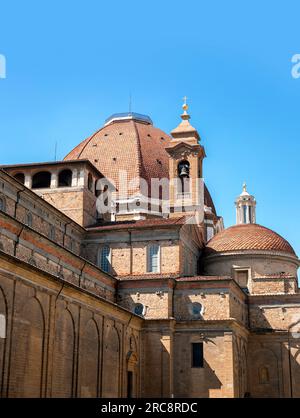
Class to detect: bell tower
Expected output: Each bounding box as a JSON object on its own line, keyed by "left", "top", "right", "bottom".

{"left": 235, "top": 183, "right": 256, "bottom": 224}
{"left": 165, "top": 99, "right": 206, "bottom": 222}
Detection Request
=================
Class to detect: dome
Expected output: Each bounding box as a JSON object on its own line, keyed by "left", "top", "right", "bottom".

{"left": 205, "top": 223, "right": 296, "bottom": 256}
{"left": 64, "top": 113, "right": 171, "bottom": 194}
{"left": 64, "top": 112, "right": 217, "bottom": 213}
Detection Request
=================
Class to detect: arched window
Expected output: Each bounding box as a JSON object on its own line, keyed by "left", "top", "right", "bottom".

{"left": 32, "top": 171, "right": 51, "bottom": 189}
{"left": 147, "top": 244, "right": 160, "bottom": 273}
{"left": 134, "top": 303, "right": 144, "bottom": 316}
{"left": 88, "top": 173, "right": 93, "bottom": 191}
{"left": 177, "top": 160, "right": 190, "bottom": 195}
{"left": 58, "top": 169, "right": 72, "bottom": 187}
{"left": 14, "top": 172, "right": 25, "bottom": 184}
{"left": 98, "top": 245, "right": 111, "bottom": 273}
{"left": 25, "top": 212, "right": 33, "bottom": 227}
{"left": 0, "top": 196, "right": 6, "bottom": 212}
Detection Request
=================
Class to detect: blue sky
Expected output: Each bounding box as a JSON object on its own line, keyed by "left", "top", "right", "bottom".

{"left": 0, "top": 1, "right": 299, "bottom": 256}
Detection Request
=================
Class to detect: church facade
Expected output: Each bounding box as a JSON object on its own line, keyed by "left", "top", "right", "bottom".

{"left": 0, "top": 102, "right": 299, "bottom": 398}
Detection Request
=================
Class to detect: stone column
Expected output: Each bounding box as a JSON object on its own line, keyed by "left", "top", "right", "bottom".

{"left": 71, "top": 169, "right": 78, "bottom": 187}
{"left": 78, "top": 169, "right": 85, "bottom": 187}
{"left": 161, "top": 333, "right": 174, "bottom": 397}
{"left": 51, "top": 172, "right": 58, "bottom": 189}
{"left": 24, "top": 174, "right": 32, "bottom": 189}
{"left": 223, "top": 332, "right": 235, "bottom": 397}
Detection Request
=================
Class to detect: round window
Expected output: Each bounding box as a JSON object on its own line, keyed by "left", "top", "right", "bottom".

{"left": 192, "top": 302, "right": 202, "bottom": 317}
{"left": 134, "top": 303, "right": 144, "bottom": 316}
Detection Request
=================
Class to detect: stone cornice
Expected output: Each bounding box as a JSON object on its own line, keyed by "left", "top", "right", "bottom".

{"left": 205, "top": 249, "right": 299, "bottom": 265}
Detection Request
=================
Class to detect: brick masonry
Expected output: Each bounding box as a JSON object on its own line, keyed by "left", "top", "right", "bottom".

{"left": 0, "top": 167, "right": 299, "bottom": 398}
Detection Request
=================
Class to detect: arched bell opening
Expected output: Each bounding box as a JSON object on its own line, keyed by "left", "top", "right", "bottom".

{"left": 177, "top": 160, "right": 190, "bottom": 196}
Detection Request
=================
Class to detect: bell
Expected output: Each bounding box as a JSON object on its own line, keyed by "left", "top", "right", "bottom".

{"left": 179, "top": 163, "right": 189, "bottom": 178}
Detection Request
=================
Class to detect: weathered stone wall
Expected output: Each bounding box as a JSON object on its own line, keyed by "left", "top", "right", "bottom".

{"left": 251, "top": 277, "right": 297, "bottom": 295}
{"left": 41, "top": 189, "right": 85, "bottom": 227}
{"left": 3, "top": 161, "right": 102, "bottom": 228}
{"left": 83, "top": 236, "right": 181, "bottom": 277}
{"left": 141, "top": 320, "right": 242, "bottom": 398}
{"left": 0, "top": 253, "right": 142, "bottom": 398}
{"left": 0, "top": 210, "right": 116, "bottom": 301}
{"left": 118, "top": 280, "right": 171, "bottom": 319}
{"left": 247, "top": 332, "right": 300, "bottom": 398}
{"left": 249, "top": 294, "right": 300, "bottom": 330}
{"left": 204, "top": 253, "right": 299, "bottom": 295}
{"left": 0, "top": 171, "right": 83, "bottom": 254}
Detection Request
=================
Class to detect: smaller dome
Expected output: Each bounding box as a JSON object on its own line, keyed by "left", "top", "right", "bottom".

{"left": 205, "top": 224, "right": 296, "bottom": 256}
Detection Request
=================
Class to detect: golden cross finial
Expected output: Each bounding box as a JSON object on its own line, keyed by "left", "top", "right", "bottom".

{"left": 182, "top": 96, "right": 188, "bottom": 112}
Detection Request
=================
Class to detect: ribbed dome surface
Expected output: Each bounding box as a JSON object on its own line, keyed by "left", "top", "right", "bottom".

{"left": 64, "top": 115, "right": 217, "bottom": 213}
{"left": 205, "top": 223, "right": 296, "bottom": 255}
{"left": 64, "top": 118, "right": 171, "bottom": 195}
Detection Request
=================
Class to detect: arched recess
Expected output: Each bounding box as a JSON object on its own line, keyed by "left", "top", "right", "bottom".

{"left": 102, "top": 325, "right": 120, "bottom": 397}
{"left": 233, "top": 337, "right": 241, "bottom": 397}
{"left": 0, "top": 286, "right": 8, "bottom": 396}
{"left": 9, "top": 296, "right": 45, "bottom": 397}
{"left": 293, "top": 351, "right": 300, "bottom": 397}
{"left": 240, "top": 344, "right": 248, "bottom": 397}
{"left": 78, "top": 317, "right": 99, "bottom": 397}
{"left": 126, "top": 334, "right": 139, "bottom": 398}
{"left": 289, "top": 320, "right": 300, "bottom": 398}
{"left": 32, "top": 172, "right": 51, "bottom": 189}
{"left": 248, "top": 347, "right": 279, "bottom": 398}
{"left": 58, "top": 169, "right": 72, "bottom": 187}
{"left": 51, "top": 308, "right": 75, "bottom": 398}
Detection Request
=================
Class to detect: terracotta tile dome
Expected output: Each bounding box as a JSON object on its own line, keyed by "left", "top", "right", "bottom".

{"left": 64, "top": 114, "right": 172, "bottom": 194}
{"left": 205, "top": 223, "right": 296, "bottom": 256}
{"left": 64, "top": 112, "right": 217, "bottom": 213}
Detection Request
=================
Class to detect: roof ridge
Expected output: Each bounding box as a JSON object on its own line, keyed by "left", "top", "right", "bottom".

{"left": 132, "top": 120, "right": 149, "bottom": 191}
{"left": 77, "top": 125, "right": 106, "bottom": 159}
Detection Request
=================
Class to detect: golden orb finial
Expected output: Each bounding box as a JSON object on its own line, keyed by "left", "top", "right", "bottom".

{"left": 181, "top": 96, "right": 190, "bottom": 120}
{"left": 182, "top": 96, "right": 188, "bottom": 111}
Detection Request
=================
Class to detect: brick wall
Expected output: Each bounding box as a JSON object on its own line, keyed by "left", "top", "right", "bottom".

{"left": 0, "top": 170, "right": 83, "bottom": 254}
{"left": 83, "top": 239, "right": 181, "bottom": 277}
{"left": 204, "top": 253, "right": 299, "bottom": 295}
{"left": 0, "top": 253, "right": 142, "bottom": 398}
{"left": 0, "top": 210, "right": 116, "bottom": 302}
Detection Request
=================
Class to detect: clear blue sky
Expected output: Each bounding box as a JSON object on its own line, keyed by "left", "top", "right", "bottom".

{"left": 0, "top": 1, "right": 299, "bottom": 256}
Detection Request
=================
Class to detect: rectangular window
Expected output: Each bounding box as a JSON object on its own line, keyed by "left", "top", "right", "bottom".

{"left": 191, "top": 342, "right": 204, "bottom": 368}
{"left": 148, "top": 244, "right": 160, "bottom": 273}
